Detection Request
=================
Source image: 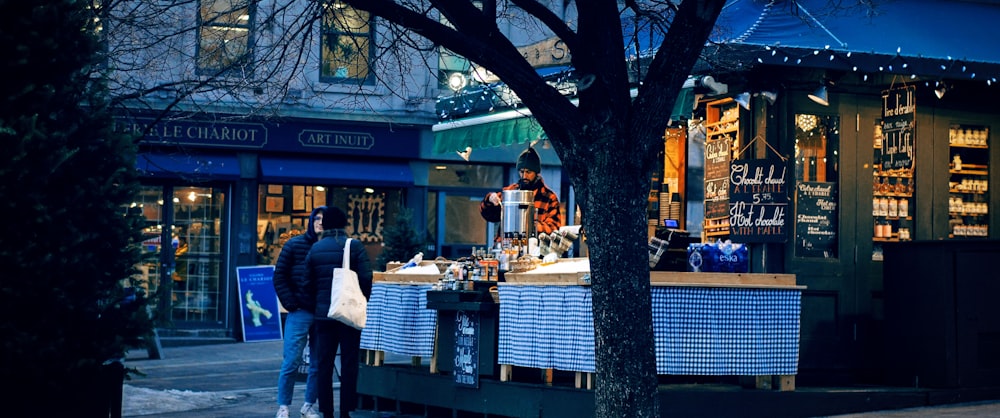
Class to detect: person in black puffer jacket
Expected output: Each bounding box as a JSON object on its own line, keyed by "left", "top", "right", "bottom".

{"left": 305, "top": 205, "right": 372, "bottom": 418}
{"left": 272, "top": 206, "right": 326, "bottom": 418}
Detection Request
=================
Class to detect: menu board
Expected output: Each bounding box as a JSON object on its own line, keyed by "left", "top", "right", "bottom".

{"left": 795, "top": 182, "right": 838, "bottom": 258}
{"left": 704, "top": 135, "right": 731, "bottom": 219}
{"left": 453, "top": 310, "right": 480, "bottom": 387}
{"left": 729, "top": 158, "right": 788, "bottom": 243}
{"left": 880, "top": 86, "right": 915, "bottom": 170}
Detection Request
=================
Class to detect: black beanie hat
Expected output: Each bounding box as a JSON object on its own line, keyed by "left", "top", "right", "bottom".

{"left": 323, "top": 206, "right": 348, "bottom": 230}
{"left": 516, "top": 147, "right": 541, "bottom": 173}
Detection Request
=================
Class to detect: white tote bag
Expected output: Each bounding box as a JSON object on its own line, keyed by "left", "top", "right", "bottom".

{"left": 326, "top": 238, "right": 367, "bottom": 329}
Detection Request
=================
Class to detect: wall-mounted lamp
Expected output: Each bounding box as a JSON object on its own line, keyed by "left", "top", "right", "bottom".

{"left": 808, "top": 84, "right": 829, "bottom": 106}
{"left": 734, "top": 92, "right": 751, "bottom": 110}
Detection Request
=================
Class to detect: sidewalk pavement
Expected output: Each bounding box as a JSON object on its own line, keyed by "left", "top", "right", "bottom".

{"left": 122, "top": 341, "right": 1000, "bottom": 418}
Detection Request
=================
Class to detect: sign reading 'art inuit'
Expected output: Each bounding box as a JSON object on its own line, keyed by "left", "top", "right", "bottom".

{"left": 729, "top": 158, "right": 788, "bottom": 243}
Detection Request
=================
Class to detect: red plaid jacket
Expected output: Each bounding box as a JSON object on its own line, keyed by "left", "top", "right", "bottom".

{"left": 480, "top": 178, "right": 562, "bottom": 235}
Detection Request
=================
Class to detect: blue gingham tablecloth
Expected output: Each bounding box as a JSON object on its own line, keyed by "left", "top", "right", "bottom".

{"left": 359, "top": 282, "right": 436, "bottom": 358}
{"left": 497, "top": 285, "right": 800, "bottom": 375}
{"left": 498, "top": 285, "right": 596, "bottom": 372}
{"left": 653, "top": 286, "right": 800, "bottom": 375}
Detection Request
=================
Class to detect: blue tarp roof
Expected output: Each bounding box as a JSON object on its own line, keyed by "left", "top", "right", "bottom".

{"left": 712, "top": 0, "right": 1000, "bottom": 82}
{"left": 716, "top": 0, "right": 1000, "bottom": 64}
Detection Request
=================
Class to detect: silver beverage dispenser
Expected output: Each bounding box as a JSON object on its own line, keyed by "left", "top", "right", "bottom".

{"left": 501, "top": 189, "right": 535, "bottom": 239}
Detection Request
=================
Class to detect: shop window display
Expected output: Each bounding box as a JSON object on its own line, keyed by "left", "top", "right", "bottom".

{"left": 948, "top": 124, "right": 989, "bottom": 238}
{"left": 131, "top": 185, "right": 227, "bottom": 325}
{"left": 257, "top": 184, "right": 405, "bottom": 265}
{"left": 171, "top": 187, "right": 226, "bottom": 322}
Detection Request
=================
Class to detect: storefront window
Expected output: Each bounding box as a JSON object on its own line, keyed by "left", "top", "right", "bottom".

{"left": 793, "top": 114, "right": 840, "bottom": 258}
{"left": 172, "top": 186, "right": 226, "bottom": 322}
{"left": 132, "top": 185, "right": 227, "bottom": 325}
{"left": 257, "top": 184, "right": 405, "bottom": 265}
{"left": 257, "top": 184, "right": 328, "bottom": 264}
{"left": 426, "top": 164, "right": 504, "bottom": 258}
{"left": 132, "top": 186, "right": 168, "bottom": 304}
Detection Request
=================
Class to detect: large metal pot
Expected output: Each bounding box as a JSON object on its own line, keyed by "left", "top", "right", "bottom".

{"left": 501, "top": 189, "right": 534, "bottom": 237}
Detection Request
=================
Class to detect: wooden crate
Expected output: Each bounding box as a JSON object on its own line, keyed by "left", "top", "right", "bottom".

{"left": 374, "top": 259, "right": 451, "bottom": 283}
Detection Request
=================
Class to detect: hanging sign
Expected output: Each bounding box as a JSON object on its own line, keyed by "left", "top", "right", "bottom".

{"left": 704, "top": 135, "right": 731, "bottom": 219}
{"left": 794, "top": 182, "right": 838, "bottom": 258}
{"left": 880, "top": 85, "right": 915, "bottom": 170}
{"left": 728, "top": 158, "right": 788, "bottom": 242}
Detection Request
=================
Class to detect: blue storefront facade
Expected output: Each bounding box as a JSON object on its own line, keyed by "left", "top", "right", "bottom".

{"left": 120, "top": 111, "right": 428, "bottom": 338}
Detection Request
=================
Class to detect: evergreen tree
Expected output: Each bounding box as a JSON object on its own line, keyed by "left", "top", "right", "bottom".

{"left": 0, "top": 0, "right": 152, "bottom": 414}
{"left": 375, "top": 207, "right": 426, "bottom": 271}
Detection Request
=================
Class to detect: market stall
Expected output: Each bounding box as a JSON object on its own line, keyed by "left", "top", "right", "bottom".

{"left": 500, "top": 259, "right": 802, "bottom": 390}
{"left": 362, "top": 257, "right": 803, "bottom": 391}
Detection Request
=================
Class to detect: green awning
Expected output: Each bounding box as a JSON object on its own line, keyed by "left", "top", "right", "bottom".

{"left": 433, "top": 113, "right": 545, "bottom": 154}
{"left": 432, "top": 87, "right": 694, "bottom": 154}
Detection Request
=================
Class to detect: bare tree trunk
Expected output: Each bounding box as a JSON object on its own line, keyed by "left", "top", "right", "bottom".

{"left": 580, "top": 133, "right": 660, "bottom": 417}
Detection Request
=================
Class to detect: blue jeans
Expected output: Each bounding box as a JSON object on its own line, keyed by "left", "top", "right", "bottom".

{"left": 277, "top": 310, "right": 318, "bottom": 406}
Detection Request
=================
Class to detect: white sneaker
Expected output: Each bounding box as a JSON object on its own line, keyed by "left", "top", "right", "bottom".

{"left": 300, "top": 402, "right": 321, "bottom": 418}
{"left": 276, "top": 405, "right": 290, "bottom": 418}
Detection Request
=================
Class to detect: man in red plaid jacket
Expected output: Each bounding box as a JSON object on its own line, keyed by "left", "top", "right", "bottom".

{"left": 480, "top": 146, "right": 562, "bottom": 236}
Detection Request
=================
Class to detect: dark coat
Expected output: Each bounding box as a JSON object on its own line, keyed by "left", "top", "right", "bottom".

{"left": 272, "top": 206, "right": 326, "bottom": 313}
{"left": 305, "top": 229, "right": 373, "bottom": 321}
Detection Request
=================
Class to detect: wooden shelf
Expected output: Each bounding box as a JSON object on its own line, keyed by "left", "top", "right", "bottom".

{"left": 950, "top": 169, "right": 989, "bottom": 176}
{"left": 950, "top": 143, "right": 988, "bottom": 149}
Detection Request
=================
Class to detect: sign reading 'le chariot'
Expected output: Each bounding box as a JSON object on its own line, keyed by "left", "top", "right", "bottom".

{"left": 728, "top": 158, "right": 788, "bottom": 243}
{"left": 880, "top": 85, "right": 915, "bottom": 170}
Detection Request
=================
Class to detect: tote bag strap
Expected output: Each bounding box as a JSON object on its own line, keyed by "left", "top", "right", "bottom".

{"left": 341, "top": 238, "right": 352, "bottom": 270}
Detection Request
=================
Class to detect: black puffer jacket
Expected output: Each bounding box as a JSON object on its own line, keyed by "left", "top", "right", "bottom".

{"left": 305, "top": 229, "right": 373, "bottom": 321}
{"left": 272, "top": 206, "right": 325, "bottom": 313}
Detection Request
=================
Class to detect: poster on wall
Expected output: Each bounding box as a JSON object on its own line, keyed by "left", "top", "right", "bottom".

{"left": 729, "top": 158, "right": 788, "bottom": 242}
{"left": 236, "top": 265, "right": 283, "bottom": 342}
{"left": 880, "top": 85, "right": 915, "bottom": 171}
{"left": 704, "top": 135, "right": 731, "bottom": 220}
{"left": 347, "top": 193, "right": 385, "bottom": 242}
{"left": 794, "top": 182, "right": 838, "bottom": 258}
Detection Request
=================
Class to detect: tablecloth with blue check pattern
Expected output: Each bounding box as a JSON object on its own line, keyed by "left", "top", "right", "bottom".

{"left": 360, "top": 282, "right": 436, "bottom": 357}
{"left": 498, "top": 285, "right": 800, "bottom": 375}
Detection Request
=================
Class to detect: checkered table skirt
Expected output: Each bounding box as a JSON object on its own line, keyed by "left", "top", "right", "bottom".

{"left": 498, "top": 285, "right": 800, "bottom": 375}
{"left": 359, "top": 282, "right": 436, "bottom": 357}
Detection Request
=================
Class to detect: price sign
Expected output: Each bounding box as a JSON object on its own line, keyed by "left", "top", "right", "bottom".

{"left": 728, "top": 158, "right": 788, "bottom": 242}
{"left": 794, "top": 182, "right": 838, "bottom": 258}
{"left": 704, "top": 135, "right": 731, "bottom": 219}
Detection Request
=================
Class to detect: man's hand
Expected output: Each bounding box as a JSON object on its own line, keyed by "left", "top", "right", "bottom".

{"left": 488, "top": 192, "right": 501, "bottom": 205}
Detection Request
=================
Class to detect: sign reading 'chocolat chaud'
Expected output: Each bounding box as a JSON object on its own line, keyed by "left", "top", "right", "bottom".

{"left": 728, "top": 158, "right": 788, "bottom": 243}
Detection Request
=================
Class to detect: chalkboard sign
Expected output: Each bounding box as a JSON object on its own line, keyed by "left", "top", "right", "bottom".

{"left": 453, "top": 310, "right": 480, "bottom": 387}
{"left": 794, "top": 182, "right": 838, "bottom": 258}
{"left": 729, "top": 158, "right": 788, "bottom": 243}
{"left": 704, "top": 135, "right": 731, "bottom": 219}
{"left": 880, "top": 86, "right": 915, "bottom": 170}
